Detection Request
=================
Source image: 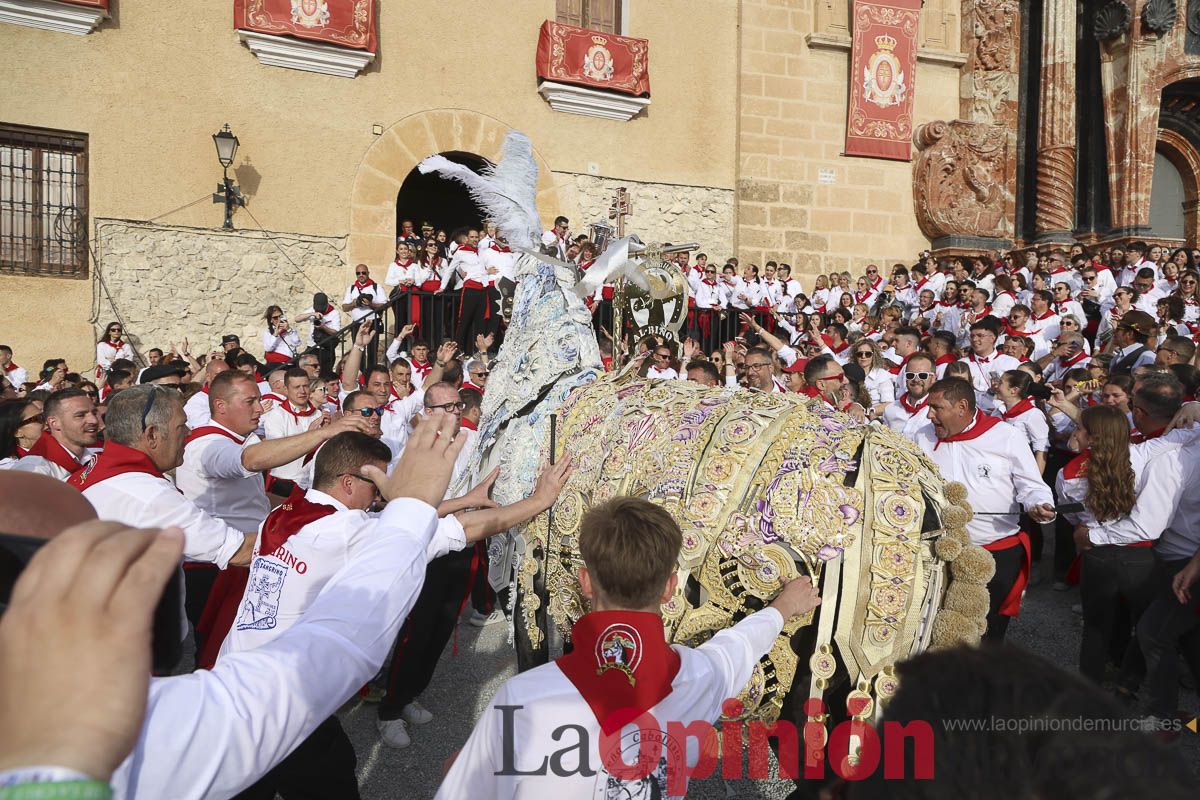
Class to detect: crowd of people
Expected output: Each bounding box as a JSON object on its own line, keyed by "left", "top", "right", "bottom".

{"left": 1, "top": 231, "right": 1199, "bottom": 798}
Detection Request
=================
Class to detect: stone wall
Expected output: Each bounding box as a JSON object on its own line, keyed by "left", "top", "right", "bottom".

{"left": 94, "top": 220, "right": 348, "bottom": 360}
{"left": 559, "top": 173, "right": 736, "bottom": 260}
{"left": 736, "top": 0, "right": 965, "bottom": 285}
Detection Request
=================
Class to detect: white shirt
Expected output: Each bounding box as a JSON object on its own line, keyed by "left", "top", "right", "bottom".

{"left": 959, "top": 351, "right": 1020, "bottom": 414}
{"left": 3, "top": 363, "right": 27, "bottom": 388}
{"left": 343, "top": 281, "right": 385, "bottom": 323}
{"left": 184, "top": 389, "right": 212, "bottom": 430}
{"left": 380, "top": 387, "right": 426, "bottom": 457}
{"left": 82, "top": 466, "right": 246, "bottom": 568}
{"left": 913, "top": 413, "right": 1052, "bottom": 546}
{"left": 261, "top": 327, "right": 301, "bottom": 360}
{"left": 385, "top": 259, "right": 423, "bottom": 289}
{"left": 481, "top": 245, "right": 518, "bottom": 285}
{"left": 436, "top": 608, "right": 785, "bottom": 800}
{"left": 864, "top": 367, "right": 896, "bottom": 405}
{"left": 646, "top": 366, "right": 680, "bottom": 380}
{"left": 450, "top": 245, "right": 487, "bottom": 287}
{"left": 260, "top": 402, "right": 322, "bottom": 482}
{"left": 1157, "top": 433, "right": 1200, "bottom": 561}
{"left": 301, "top": 305, "right": 341, "bottom": 346}
{"left": 176, "top": 421, "right": 271, "bottom": 534}
{"left": 881, "top": 395, "right": 929, "bottom": 434}
{"left": 1043, "top": 353, "right": 1091, "bottom": 384}
{"left": 96, "top": 340, "right": 134, "bottom": 373}
{"left": 692, "top": 281, "right": 723, "bottom": 309}
{"left": 10, "top": 439, "right": 92, "bottom": 481}
{"left": 105, "top": 499, "right": 439, "bottom": 800}
{"left": 997, "top": 401, "right": 1050, "bottom": 453}
{"left": 220, "top": 489, "right": 466, "bottom": 658}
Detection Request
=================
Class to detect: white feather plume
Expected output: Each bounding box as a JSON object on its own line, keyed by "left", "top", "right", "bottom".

{"left": 417, "top": 133, "right": 542, "bottom": 251}
{"left": 570, "top": 235, "right": 651, "bottom": 297}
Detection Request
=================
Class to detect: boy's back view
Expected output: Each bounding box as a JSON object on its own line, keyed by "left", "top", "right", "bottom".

{"left": 437, "top": 496, "right": 821, "bottom": 799}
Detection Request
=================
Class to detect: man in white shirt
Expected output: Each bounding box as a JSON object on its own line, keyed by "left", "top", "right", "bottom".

{"left": 260, "top": 367, "right": 325, "bottom": 495}
{"left": 913, "top": 377, "right": 1055, "bottom": 640}
{"left": 436, "top": 497, "right": 820, "bottom": 799}
{"left": 1131, "top": 268, "right": 1166, "bottom": 314}
{"left": 646, "top": 344, "right": 679, "bottom": 380}
{"left": 541, "top": 215, "right": 570, "bottom": 260}
{"left": 959, "top": 318, "right": 1020, "bottom": 414}
{"left": 481, "top": 234, "right": 518, "bottom": 332}
{"left": 342, "top": 264, "right": 386, "bottom": 364}
{"left": 450, "top": 229, "right": 489, "bottom": 352}
{"left": 12, "top": 388, "right": 99, "bottom": 480}
{"left": 1040, "top": 332, "right": 1091, "bottom": 384}
{"left": 183, "top": 358, "right": 230, "bottom": 430}
{"left": 881, "top": 353, "right": 935, "bottom": 433}
{"left": 69, "top": 384, "right": 255, "bottom": 571}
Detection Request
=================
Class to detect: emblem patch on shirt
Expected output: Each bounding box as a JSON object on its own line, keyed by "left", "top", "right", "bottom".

{"left": 595, "top": 623, "right": 642, "bottom": 686}
{"left": 596, "top": 728, "right": 680, "bottom": 800}
{"left": 977, "top": 464, "right": 992, "bottom": 479}
{"left": 236, "top": 557, "right": 286, "bottom": 631}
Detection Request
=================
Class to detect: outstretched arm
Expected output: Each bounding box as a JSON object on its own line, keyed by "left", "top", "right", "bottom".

{"left": 458, "top": 457, "right": 574, "bottom": 543}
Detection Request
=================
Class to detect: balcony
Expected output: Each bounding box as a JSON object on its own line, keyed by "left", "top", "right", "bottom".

{"left": 535, "top": 20, "right": 651, "bottom": 122}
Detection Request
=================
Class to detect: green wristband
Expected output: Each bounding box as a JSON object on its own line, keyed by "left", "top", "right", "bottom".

{"left": 0, "top": 782, "right": 111, "bottom": 800}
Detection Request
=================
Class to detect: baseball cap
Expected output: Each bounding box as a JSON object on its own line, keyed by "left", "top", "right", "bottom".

{"left": 782, "top": 359, "right": 808, "bottom": 374}
{"left": 221, "top": 334, "right": 240, "bottom": 345}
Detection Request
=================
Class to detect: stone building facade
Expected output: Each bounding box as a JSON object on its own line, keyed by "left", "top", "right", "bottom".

{"left": 3, "top": 0, "right": 1193, "bottom": 370}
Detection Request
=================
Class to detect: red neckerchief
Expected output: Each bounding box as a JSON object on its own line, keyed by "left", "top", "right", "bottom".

{"left": 998, "top": 291, "right": 1016, "bottom": 300}
{"left": 459, "top": 417, "right": 478, "bottom": 431}
{"left": 1059, "top": 351, "right": 1088, "bottom": 368}
{"left": 15, "top": 445, "right": 28, "bottom": 457}
{"left": 491, "top": 244, "right": 512, "bottom": 253}
{"left": 462, "top": 381, "right": 484, "bottom": 394}
{"left": 934, "top": 410, "right": 1001, "bottom": 449}
{"left": 393, "top": 259, "right": 414, "bottom": 268}
{"left": 277, "top": 400, "right": 316, "bottom": 424}
{"left": 899, "top": 393, "right": 928, "bottom": 415}
{"left": 935, "top": 354, "right": 957, "bottom": 366}
{"left": 938, "top": 299, "right": 957, "bottom": 308}
{"left": 100, "top": 339, "right": 124, "bottom": 352}
{"left": 1002, "top": 397, "right": 1035, "bottom": 420}
{"left": 870, "top": 275, "right": 883, "bottom": 291}
{"left": 353, "top": 279, "right": 376, "bottom": 290}
{"left": 262, "top": 392, "right": 284, "bottom": 404}
{"left": 69, "top": 441, "right": 163, "bottom": 490}
{"left": 915, "top": 276, "right": 930, "bottom": 291}
{"left": 887, "top": 354, "right": 911, "bottom": 376}
{"left": 1063, "top": 451, "right": 1089, "bottom": 481}
{"left": 1049, "top": 267, "right": 1070, "bottom": 277}
{"left": 1003, "top": 323, "right": 1026, "bottom": 338}
{"left": 3, "top": 361, "right": 18, "bottom": 373}
{"left": 975, "top": 304, "right": 992, "bottom": 317}
{"left": 185, "top": 425, "right": 246, "bottom": 445}
{"left": 579, "top": 259, "right": 595, "bottom": 271}
{"left": 1032, "top": 309, "right": 1055, "bottom": 321}
{"left": 556, "top": 610, "right": 680, "bottom": 734}
{"left": 412, "top": 360, "right": 432, "bottom": 377}
{"left": 1130, "top": 425, "right": 1166, "bottom": 444}
{"left": 26, "top": 431, "right": 88, "bottom": 476}
{"left": 854, "top": 290, "right": 872, "bottom": 304}
{"left": 259, "top": 486, "right": 338, "bottom": 557}
{"left": 702, "top": 278, "right": 717, "bottom": 286}
{"left": 457, "top": 245, "right": 478, "bottom": 254}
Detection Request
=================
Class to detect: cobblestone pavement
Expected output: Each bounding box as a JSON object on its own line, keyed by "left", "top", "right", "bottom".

{"left": 345, "top": 566, "right": 1200, "bottom": 799}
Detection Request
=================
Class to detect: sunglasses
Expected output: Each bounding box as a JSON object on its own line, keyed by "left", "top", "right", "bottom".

{"left": 854, "top": 351, "right": 873, "bottom": 358}
{"left": 819, "top": 374, "right": 846, "bottom": 383}
{"left": 355, "top": 272, "right": 369, "bottom": 276}
{"left": 905, "top": 372, "right": 932, "bottom": 381}
{"left": 19, "top": 413, "right": 43, "bottom": 426}
{"left": 349, "top": 406, "right": 386, "bottom": 417}
{"left": 471, "top": 370, "right": 491, "bottom": 376}
{"left": 338, "top": 473, "right": 379, "bottom": 491}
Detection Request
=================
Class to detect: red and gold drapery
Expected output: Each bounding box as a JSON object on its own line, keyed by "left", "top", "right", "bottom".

{"left": 845, "top": 0, "right": 921, "bottom": 161}
{"left": 234, "top": 0, "right": 376, "bottom": 51}
{"left": 535, "top": 20, "right": 650, "bottom": 97}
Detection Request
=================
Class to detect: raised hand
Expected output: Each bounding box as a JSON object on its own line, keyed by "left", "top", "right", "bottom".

{"left": 436, "top": 340, "right": 458, "bottom": 366}
{"left": 354, "top": 323, "right": 376, "bottom": 348}
{"left": 363, "top": 410, "right": 465, "bottom": 506}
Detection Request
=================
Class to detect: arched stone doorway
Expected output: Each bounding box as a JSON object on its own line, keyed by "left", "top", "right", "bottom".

{"left": 395, "top": 151, "right": 491, "bottom": 236}
{"left": 347, "top": 109, "right": 570, "bottom": 272}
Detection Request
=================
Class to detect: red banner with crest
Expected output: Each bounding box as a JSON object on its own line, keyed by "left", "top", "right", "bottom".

{"left": 536, "top": 20, "right": 650, "bottom": 97}
{"left": 234, "top": 0, "right": 376, "bottom": 52}
{"left": 845, "top": 0, "right": 921, "bottom": 161}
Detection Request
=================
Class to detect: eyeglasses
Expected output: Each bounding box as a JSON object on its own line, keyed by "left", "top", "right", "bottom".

{"left": 905, "top": 372, "right": 932, "bottom": 381}
{"left": 854, "top": 351, "right": 873, "bottom": 358}
{"left": 425, "top": 400, "right": 466, "bottom": 413}
{"left": 705, "top": 270, "right": 716, "bottom": 275}
{"left": 744, "top": 362, "right": 772, "bottom": 370}
{"left": 355, "top": 271, "right": 369, "bottom": 277}
{"left": 1183, "top": 279, "right": 1197, "bottom": 286}
{"left": 338, "top": 473, "right": 379, "bottom": 491}
{"left": 1083, "top": 275, "right": 1096, "bottom": 281}
{"left": 471, "top": 369, "right": 491, "bottom": 377}
{"left": 349, "top": 406, "right": 386, "bottom": 417}
{"left": 654, "top": 353, "right": 671, "bottom": 360}
{"left": 866, "top": 268, "right": 877, "bottom": 274}
{"left": 818, "top": 373, "right": 846, "bottom": 383}
{"left": 270, "top": 315, "right": 282, "bottom": 321}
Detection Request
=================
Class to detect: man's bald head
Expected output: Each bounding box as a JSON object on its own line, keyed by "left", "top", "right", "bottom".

{"left": 204, "top": 358, "right": 230, "bottom": 385}
{"left": 0, "top": 472, "right": 97, "bottom": 539}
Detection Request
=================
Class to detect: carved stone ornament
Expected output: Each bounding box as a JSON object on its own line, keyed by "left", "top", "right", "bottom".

{"left": 1142, "top": 0, "right": 1178, "bottom": 35}
{"left": 912, "top": 120, "right": 1012, "bottom": 240}
{"left": 1093, "top": 0, "right": 1132, "bottom": 40}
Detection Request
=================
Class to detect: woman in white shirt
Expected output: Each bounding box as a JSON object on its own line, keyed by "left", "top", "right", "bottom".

{"left": 995, "top": 369, "right": 1050, "bottom": 471}
{"left": 848, "top": 338, "right": 896, "bottom": 410}
{"left": 95, "top": 321, "right": 134, "bottom": 378}
{"left": 261, "top": 305, "right": 302, "bottom": 365}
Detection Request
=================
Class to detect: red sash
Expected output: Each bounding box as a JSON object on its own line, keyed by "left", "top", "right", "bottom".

{"left": 26, "top": 431, "right": 87, "bottom": 477}
{"left": 983, "top": 531, "right": 1032, "bottom": 616}
{"left": 68, "top": 441, "right": 163, "bottom": 490}
{"left": 185, "top": 425, "right": 246, "bottom": 446}
{"left": 264, "top": 352, "right": 291, "bottom": 364}
{"left": 196, "top": 486, "right": 337, "bottom": 669}
{"left": 556, "top": 610, "right": 681, "bottom": 734}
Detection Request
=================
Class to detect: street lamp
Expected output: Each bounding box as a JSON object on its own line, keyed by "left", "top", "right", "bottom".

{"left": 211, "top": 123, "right": 245, "bottom": 229}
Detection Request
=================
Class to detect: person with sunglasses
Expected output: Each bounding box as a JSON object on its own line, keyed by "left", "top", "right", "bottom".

{"left": 0, "top": 398, "right": 43, "bottom": 467}
{"left": 851, "top": 339, "right": 895, "bottom": 408}
{"left": 95, "top": 321, "right": 134, "bottom": 380}
{"left": 462, "top": 359, "right": 490, "bottom": 394}
{"left": 1172, "top": 268, "right": 1200, "bottom": 323}
{"left": 881, "top": 352, "right": 936, "bottom": 434}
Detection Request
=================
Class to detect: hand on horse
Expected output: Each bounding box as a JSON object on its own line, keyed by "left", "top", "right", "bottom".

{"left": 768, "top": 575, "right": 821, "bottom": 620}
